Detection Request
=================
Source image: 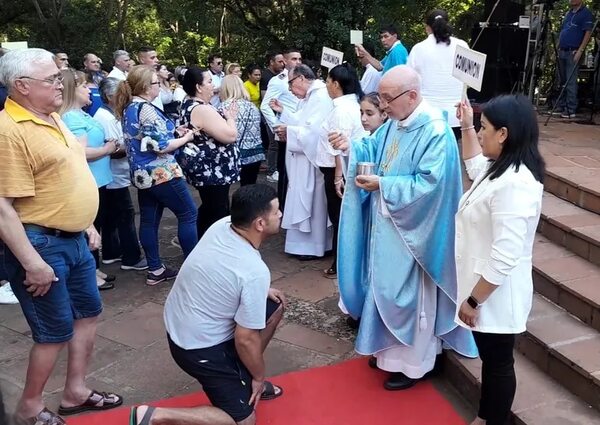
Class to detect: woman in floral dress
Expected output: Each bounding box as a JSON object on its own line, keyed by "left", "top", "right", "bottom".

{"left": 114, "top": 65, "right": 198, "bottom": 286}
{"left": 177, "top": 66, "right": 239, "bottom": 238}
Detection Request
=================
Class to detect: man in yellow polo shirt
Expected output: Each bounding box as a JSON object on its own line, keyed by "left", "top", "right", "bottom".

{"left": 0, "top": 48, "right": 122, "bottom": 424}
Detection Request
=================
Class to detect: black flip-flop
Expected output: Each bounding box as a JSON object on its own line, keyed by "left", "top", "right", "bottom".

{"left": 129, "top": 406, "right": 155, "bottom": 425}
{"left": 260, "top": 381, "right": 284, "bottom": 400}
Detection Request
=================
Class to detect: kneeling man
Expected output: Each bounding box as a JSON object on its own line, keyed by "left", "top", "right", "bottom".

{"left": 132, "top": 184, "right": 285, "bottom": 425}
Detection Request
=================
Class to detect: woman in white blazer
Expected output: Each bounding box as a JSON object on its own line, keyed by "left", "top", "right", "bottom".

{"left": 455, "top": 95, "right": 545, "bottom": 425}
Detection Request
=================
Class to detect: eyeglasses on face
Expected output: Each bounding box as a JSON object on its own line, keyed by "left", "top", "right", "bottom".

{"left": 288, "top": 75, "right": 301, "bottom": 86}
{"left": 18, "top": 73, "right": 64, "bottom": 86}
{"left": 380, "top": 89, "right": 412, "bottom": 104}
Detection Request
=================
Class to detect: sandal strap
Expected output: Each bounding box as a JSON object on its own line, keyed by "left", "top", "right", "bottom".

{"left": 27, "top": 408, "right": 66, "bottom": 425}
{"left": 139, "top": 406, "right": 156, "bottom": 425}
{"left": 88, "top": 390, "right": 121, "bottom": 407}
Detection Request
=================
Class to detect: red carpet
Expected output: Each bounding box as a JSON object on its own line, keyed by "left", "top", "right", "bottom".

{"left": 67, "top": 358, "right": 465, "bottom": 425}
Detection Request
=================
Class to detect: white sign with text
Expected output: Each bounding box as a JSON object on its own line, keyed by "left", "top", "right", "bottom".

{"left": 452, "top": 45, "right": 487, "bottom": 92}
{"left": 350, "top": 30, "right": 363, "bottom": 45}
{"left": 321, "top": 47, "right": 344, "bottom": 69}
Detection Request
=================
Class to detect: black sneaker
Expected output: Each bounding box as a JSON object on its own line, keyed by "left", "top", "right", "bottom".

{"left": 146, "top": 266, "right": 178, "bottom": 286}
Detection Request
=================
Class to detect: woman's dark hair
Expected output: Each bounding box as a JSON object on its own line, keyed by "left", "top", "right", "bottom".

{"left": 182, "top": 66, "right": 209, "bottom": 97}
{"left": 245, "top": 63, "right": 262, "bottom": 78}
{"left": 328, "top": 63, "right": 364, "bottom": 99}
{"left": 231, "top": 184, "right": 278, "bottom": 228}
{"left": 426, "top": 9, "right": 452, "bottom": 45}
{"left": 482, "top": 94, "right": 545, "bottom": 183}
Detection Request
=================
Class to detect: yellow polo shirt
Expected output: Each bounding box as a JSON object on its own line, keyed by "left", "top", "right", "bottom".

{"left": 0, "top": 98, "right": 99, "bottom": 232}
{"left": 244, "top": 80, "right": 261, "bottom": 108}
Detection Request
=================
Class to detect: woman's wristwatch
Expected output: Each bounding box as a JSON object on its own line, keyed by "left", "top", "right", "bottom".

{"left": 467, "top": 295, "right": 481, "bottom": 309}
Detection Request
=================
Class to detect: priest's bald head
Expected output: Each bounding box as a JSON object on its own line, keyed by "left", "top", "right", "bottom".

{"left": 378, "top": 65, "right": 422, "bottom": 121}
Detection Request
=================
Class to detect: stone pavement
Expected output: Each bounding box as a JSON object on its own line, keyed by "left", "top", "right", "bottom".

{"left": 0, "top": 176, "right": 471, "bottom": 422}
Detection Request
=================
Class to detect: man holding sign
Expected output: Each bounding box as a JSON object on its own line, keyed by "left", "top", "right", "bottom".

{"left": 330, "top": 65, "right": 477, "bottom": 390}
{"left": 355, "top": 24, "right": 408, "bottom": 75}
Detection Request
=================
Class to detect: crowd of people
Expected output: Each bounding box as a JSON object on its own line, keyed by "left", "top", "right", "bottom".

{"left": 0, "top": 7, "right": 547, "bottom": 425}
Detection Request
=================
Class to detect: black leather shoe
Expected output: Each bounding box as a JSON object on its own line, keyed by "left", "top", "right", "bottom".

{"left": 368, "top": 356, "right": 378, "bottom": 369}
{"left": 346, "top": 316, "right": 360, "bottom": 330}
{"left": 296, "top": 255, "right": 319, "bottom": 261}
{"left": 384, "top": 372, "right": 417, "bottom": 391}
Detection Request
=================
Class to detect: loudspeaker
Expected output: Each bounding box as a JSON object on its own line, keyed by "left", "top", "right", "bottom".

{"left": 470, "top": 25, "right": 529, "bottom": 101}
{"left": 484, "top": 0, "right": 525, "bottom": 24}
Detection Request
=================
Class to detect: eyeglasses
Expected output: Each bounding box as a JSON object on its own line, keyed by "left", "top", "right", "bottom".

{"left": 18, "top": 74, "right": 64, "bottom": 86}
{"left": 380, "top": 89, "right": 412, "bottom": 104}
{"left": 288, "top": 75, "right": 301, "bottom": 86}
{"left": 151, "top": 81, "right": 160, "bottom": 85}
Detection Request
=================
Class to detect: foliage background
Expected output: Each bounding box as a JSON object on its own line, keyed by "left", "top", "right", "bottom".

{"left": 0, "top": 0, "right": 485, "bottom": 70}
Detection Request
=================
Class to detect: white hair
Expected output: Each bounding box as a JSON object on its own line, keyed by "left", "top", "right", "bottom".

{"left": 113, "top": 49, "right": 129, "bottom": 62}
{"left": 0, "top": 48, "right": 55, "bottom": 93}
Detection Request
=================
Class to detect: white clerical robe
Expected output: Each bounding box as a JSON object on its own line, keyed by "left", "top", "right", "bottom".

{"left": 280, "top": 80, "right": 333, "bottom": 256}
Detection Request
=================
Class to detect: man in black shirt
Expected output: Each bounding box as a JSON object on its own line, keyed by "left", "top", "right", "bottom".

{"left": 260, "top": 52, "right": 286, "bottom": 181}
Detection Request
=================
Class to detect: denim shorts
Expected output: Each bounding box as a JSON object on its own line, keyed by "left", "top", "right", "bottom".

{"left": 0, "top": 231, "right": 102, "bottom": 344}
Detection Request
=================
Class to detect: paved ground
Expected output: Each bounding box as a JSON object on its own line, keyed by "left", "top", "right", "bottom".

{"left": 4, "top": 114, "right": 597, "bottom": 422}
{"left": 0, "top": 174, "right": 471, "bottom": 422}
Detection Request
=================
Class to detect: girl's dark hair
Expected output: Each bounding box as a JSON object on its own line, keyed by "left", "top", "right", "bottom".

{"left": 426, "top": 9, "right": 452, "bottom": 45}
{"left": 482, "top": 94, "right": 545, "bottom": 183}
{"left": 361, "top": 92, "right": 382, "bottom": 110}
{"left": 182, "top": 66, "right": 209, "bottom": 97}
{"left": 328, "top": 63, "right": 364, "bottom": 99}
{"left": 245, "top": 63, "right": 262, "bottom": 78}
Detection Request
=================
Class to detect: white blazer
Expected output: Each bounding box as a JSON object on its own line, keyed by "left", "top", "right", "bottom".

{"left": 454, "top": 154, "right": 543, "bottom": 334}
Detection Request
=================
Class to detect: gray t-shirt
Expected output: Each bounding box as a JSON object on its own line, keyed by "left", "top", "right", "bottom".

{"left": 164, "top": 217, "right": 270, "bottom": 350}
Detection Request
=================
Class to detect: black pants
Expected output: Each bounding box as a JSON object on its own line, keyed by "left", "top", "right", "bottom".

{"left": 240, "top": 161, "right": 261, "bottom": 186}
{"left": 276, "top": 140, "right": 288, "bottom": 211}
{"left": 196, "top": 185, "right": 231, "bottom": 239}
{"left": 473, "top": 331, "right": 516, "bottom": 425}
{"left": 92, "top": 186, "right": 109, "bottom": 269}
{"left": 320, "top": 167, "right": 341, "bottom": 267}
{"left": 100, "top": 187, "right": 143, "bottom": 266}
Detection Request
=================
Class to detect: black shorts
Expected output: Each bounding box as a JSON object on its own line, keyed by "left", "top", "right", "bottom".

{"left": 168, "top": 299, "right": 281, "bottom": 422}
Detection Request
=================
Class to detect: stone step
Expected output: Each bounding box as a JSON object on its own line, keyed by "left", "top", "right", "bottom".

{"left": 539, "top": 192, "right": 600, "bottom": 266}
{"left": 443, "top": 350, "right": 600, "bottom": 425}
{"left": 517, "top": 294, "right": 600, "bottom": 411}
{"left": 533, "top": 234, "right": 600, "bottom": 332}
{"left": 544, "top": 168, "right": 600, "bottom": 215}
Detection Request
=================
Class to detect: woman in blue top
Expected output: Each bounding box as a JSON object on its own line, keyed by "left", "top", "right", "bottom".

{"left": 114, "top": 65, "right": 198, "bottom": 286}
{"left": 59, "top": 69, "right": 118, "bottom": 290}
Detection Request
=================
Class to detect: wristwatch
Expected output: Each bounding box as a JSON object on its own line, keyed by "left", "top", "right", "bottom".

{"left": 467, "top": 295, "right": 481, "bottom": 310}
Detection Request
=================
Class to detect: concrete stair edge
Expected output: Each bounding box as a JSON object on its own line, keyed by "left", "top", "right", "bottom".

{"left": 518, "top": 294, "right": 600, "bottom": 411}
{"left": 545, "top": 170, "right": 600, "bottom": 215}
{"left": 443, "top": 350, "right": 600, "bottom": 425}
{"left": 539, "top": 192, "right": 600, "bottom": 267}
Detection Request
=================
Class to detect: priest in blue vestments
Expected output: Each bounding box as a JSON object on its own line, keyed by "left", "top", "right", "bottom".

{"left": 330, "top": 65, "right": 477, "bottom": 390}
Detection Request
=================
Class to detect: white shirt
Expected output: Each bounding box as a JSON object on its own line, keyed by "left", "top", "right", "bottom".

{"left": 210, "top": 71, "right": 225, "bottom": 107}
{"left": 172, "top": 86, "right": 187, "bottom": 103}
{"left": 164, "top": 217, "right": 271, "bottom": 350}
{"left": 107, "top": 67, "right": 127, "bottom": 81}
{"left": 151, "top": 94, "right": 163, "bottom": 111}
{"left": 360, "top": 64, "right": 381, "bottom": 94}
{"left": 92, "top": 107, "right": 130, "bottom": 189}
{"left": 316, "top": 94, "right": 367, "bottom": 168}
{"left": 260, "top": 69, "right": 299, "bottom": 131}
{"left": 159, "top": 86, "right": 173, "bottom": 105}
{"left": 454, "top": 154, "right": 543, "bottom": 333}
{"left": 407, "top": 35, "right": 468, "bottom": 127}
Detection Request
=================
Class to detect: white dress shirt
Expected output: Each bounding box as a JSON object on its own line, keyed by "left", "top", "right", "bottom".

{"left": 210, "top": 71, "right": 225, "bottom": 107}
{"left": 360, "top": 64, "right": 381, "bottom": 94}
{"left": 316, "top": 94, "right": 368, "bottom": 168}
{"left": 260, "top": 69, "right": 299, "bottom": 131}
{"left": 407, "top": 35, "right": 468, "bottom": 127}
{"left": 454, "top": 154, "right": 543, "bottom": 333}
{"left": 107, "top": 67, "right": 127, "bottom": 81}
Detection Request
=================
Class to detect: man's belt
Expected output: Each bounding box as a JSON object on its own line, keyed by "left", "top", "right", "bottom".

{"left": 23, "top": 224, "right": 83, "bottom": 239}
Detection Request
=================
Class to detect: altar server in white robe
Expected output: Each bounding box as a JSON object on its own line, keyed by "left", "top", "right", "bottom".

{"left": 270, "top": 64, "right": 333, "bottom": 258}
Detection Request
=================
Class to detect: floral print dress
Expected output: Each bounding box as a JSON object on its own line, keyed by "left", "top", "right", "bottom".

{"left": 122, "top": 98, "right": 184, "bottom": 189}
{"left": 176, "top": 98, "right": 240, "bottom": 187}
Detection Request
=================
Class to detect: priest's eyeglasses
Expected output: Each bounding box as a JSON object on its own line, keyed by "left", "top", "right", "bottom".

{"left": 380, "top": 89, "right": 413, "bottom": 104}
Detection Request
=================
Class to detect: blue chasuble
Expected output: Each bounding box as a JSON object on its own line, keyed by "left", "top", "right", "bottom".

{"left": 338, "top": 102, "right": 477, "bottom": 358}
